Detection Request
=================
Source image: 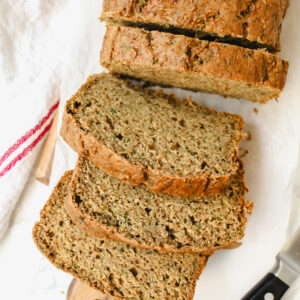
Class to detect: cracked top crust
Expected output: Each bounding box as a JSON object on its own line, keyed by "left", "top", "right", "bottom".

{"left": 101, "top": 26, "right": 288, "bottom": 103}
{"left": 101, "top": 0, "right": 290, "bottom": 52}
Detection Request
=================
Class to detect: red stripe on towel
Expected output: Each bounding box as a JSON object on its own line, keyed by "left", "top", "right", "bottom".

{"left": 0, "top": 100, "right": 59, "bottom": 167}
{"left": 0, "top": 118, "right": 54, "bottom": 178}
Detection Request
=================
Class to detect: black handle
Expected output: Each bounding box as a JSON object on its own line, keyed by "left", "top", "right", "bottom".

{"left": 241, "top": 273, "right": 289, "bottom": 300}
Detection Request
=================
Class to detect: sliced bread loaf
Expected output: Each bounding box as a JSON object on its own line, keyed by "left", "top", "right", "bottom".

{"left": 32, "top": 171, "right": 209, "bottom": 300}
{"left": 101, "top": 0, "right": 289, "bottom": 52}
{"left": 100, "top": 25, "right": 288, "bottom": 103}
{"left": 60, "top": 73, "right": 245, "bottom": 197}
{"left": 65, "top": 155, "right": 252, "bottom": 253}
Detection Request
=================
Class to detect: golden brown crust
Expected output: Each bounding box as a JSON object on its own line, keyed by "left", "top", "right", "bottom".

{"left": 60, "top": 73, "right": 244, "bottom": 197}
{"left": 101, "top": 0, "right": 290, "bottom": 52}
{"left": 35, "top": 171, "right": 72, "bottom": 219}
{"left": 64, "top": 155, "right": 251, "bottom": 253}
{"left": 145, "top": 169, "right": 233, "bottom": 197}
{"left": 100, "top": 25, "right": 289, "bottom": 103}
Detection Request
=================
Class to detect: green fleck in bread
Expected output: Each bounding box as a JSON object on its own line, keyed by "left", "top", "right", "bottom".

{"left": 60, "top": 73, "right": 245, "bottom": 197}
{"left": 65, "top": 155, "right": 252, "bottom": 253}
{"left": 101, "top": 0, "right": 290, "bottom": 52}
{"left": 32, "top": 172, "right": 209, "bottom": 300}
{"left": 100, "top": 25, "right": 288, "bottom": 103}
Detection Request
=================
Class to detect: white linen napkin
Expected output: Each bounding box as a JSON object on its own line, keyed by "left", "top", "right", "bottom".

{"left": 0, "top": 0, "right": 77, "bottom": 240}
{"left": 51, "top": 0, "right": 300, "bottom": 299}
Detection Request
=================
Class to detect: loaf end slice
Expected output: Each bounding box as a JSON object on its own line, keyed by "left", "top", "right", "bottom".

{"left": 32, "top": 172, "right": 209, "bottom": 300}
{"left": 100, "top": 25, "right": 288, "bottom": 103}
{"left": 60, "top": 72, "right": 245, "bottom": 197}
{"left": 66, "top": 155, "right": 252, "bottom": 253}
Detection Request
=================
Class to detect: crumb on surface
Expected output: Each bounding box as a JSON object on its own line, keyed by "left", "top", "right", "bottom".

{"left": 239, "top": 149, "right": 249, "bottom": 158}
{"left": 253, "top": 108, "right": 258, "bottom": 114}
{"left": 246, "top": 132, "right": 252, "bottom": 141}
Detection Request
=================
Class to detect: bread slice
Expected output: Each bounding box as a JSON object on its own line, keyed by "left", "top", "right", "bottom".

{"left": 65, "top": 155, "right": 252, "bottom": 253}
{"left": 100, "top": 25, "right": 288, "bottom": 103}
{"left": 32, "top": 171, "right": 209, "bottom": 300}
{"left": 60, "top": 73, "right": 245, "bottom": 197}
{"left": 101, "top": 0, "right": 290, "bottom": 52}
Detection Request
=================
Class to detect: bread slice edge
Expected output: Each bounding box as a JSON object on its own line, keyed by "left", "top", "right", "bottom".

{"left": 65, "top": 155, "right": 252, "bottom": 253}
{"left": 60, "top": 73, "right": 244, "bottom": 197}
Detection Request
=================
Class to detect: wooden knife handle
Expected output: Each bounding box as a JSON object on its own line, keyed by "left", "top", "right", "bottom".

{"left": 35, "top": 108, "right": 59, "bottom": 185}
{"left": 67, "top": 278, "right": 112, "bottom": 300}
{"left": 241, "top": 273, "right": 289, "bottom": 300}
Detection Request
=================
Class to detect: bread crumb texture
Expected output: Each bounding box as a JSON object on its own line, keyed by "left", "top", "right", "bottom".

{"left": 67, "top": 156, "right": 252, "bottom": 253}
{"left": 33, "top": 172, "right": 208, "bottom": 300}
{"left": 61, "top": 73, "right": 245, "bottom": 196}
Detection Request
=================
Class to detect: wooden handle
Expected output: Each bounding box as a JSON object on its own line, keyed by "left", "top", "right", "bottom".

{"left": 67, "top": 278, "right": 112, "bottom": 300}
{"left": 35, "top": 108, "right": 59, "bottom": 185}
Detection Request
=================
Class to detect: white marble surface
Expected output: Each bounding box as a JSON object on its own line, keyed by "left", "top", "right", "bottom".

{"left": 0, "top": 147, "right": 298, "bottom": 300}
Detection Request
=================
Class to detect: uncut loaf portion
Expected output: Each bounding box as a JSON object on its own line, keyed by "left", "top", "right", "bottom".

{"left": 101, "top": 0, "right": 290, "bottom": 52}
{"left": 32, "top": 171, "right": 209, "bottom": 300}
{"left": 60, "top": 73, "right": 245, "bottom": 197}
{"left": 65, "top": 155, "right": 252, "bottom": 253}
{"left": 100, "top": 25, "right": 288, "bottom": 103}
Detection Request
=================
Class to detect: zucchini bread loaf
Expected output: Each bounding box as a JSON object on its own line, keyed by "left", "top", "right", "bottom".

{"left": 101, "top": 0, "right": 290, "bottom": 52}
{"left": 66, "top": 155, "right": 252, "bottom": 253}
{"left": 100, "top": 25, "right": 288, "bottom": 103}
{"left": 60, "top": 73, "right": 245, "bottom": 197}
{"left": 33, "top": 172, "right": 209, "bottom": 300}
